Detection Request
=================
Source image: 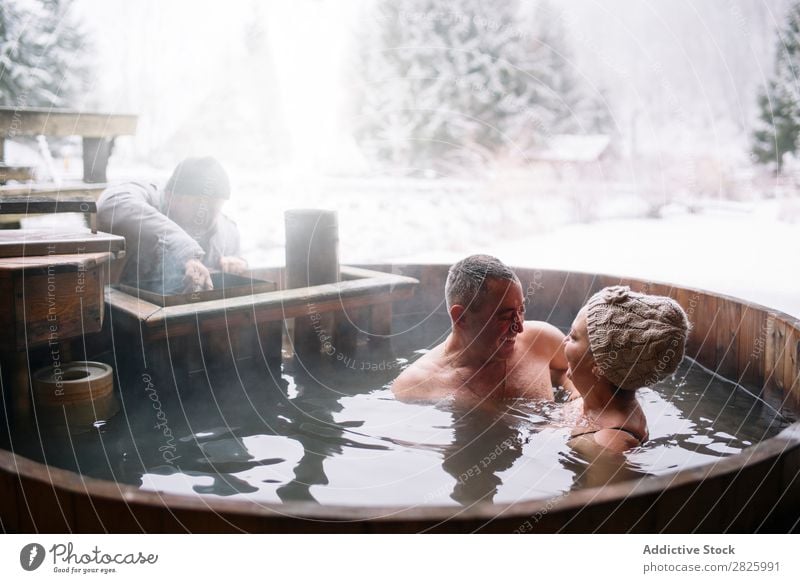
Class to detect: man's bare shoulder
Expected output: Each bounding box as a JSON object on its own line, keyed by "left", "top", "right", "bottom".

{"left": 391, "top": 345, "right": 450, "bottom": 401}
{"left": 519, "top": 320, "right": 566, "bottom": 349}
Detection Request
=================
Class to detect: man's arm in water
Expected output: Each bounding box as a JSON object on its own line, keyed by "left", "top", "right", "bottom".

{"left": 517, "top": 321, "right": 576, "bottom": 398}
{"left": 526, "top": 321, "right": 578, "bottom": 396}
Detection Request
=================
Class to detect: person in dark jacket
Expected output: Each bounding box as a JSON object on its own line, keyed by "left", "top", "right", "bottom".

{"left": 98, "top": 156, "right": 247, "bottom": 293}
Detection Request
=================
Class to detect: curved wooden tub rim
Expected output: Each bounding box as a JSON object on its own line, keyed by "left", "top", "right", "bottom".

{"left": 1, "top": 271, "right": 799, "bottom": 527}
{"left": 1, "top": 426, "right": 797, "bottom": 527}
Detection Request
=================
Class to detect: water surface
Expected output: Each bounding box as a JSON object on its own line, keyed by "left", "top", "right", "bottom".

{"left": 6, "top": 314, "right": 790, "bottom": 507}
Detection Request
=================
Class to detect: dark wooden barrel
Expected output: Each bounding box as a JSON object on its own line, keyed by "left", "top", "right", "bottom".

{"left": 1, "top": 265, "right": 798, "bottom": 532}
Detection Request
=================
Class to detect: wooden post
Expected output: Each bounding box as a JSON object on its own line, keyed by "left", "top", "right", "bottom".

{"left": 334, "top": 307, "right": 362, "bottom": 360}
{"left": 368, "top": 304, "right": 393, "bottom": 344}
{"left": 82, "top": 137, "right": 114, "bottom": 183}
{"left": 284, "top": 209, "right": 339, "bottom": 362}
{"left": 257, "top": 320, "right": 283, "bottom": 367}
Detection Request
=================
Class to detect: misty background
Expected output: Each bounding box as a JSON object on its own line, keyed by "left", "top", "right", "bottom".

{"left": 72, "top": 1, "right": 791, "bottom": 169}
{"left": 2, "top": 0, "right": 799, "bottom": 315}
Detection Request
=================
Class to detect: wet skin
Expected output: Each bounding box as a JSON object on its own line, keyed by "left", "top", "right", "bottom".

{"left": 392, "top": 278, "right": 570, "bottom": 403}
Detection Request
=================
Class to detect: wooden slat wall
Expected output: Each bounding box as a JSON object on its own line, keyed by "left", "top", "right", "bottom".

{"left": 766, "top": 318, "right": 792, "bottom": 410}
{"left": 515, "top": 268, "right": 575, "bottom": 328}
{"left": 370, "top": 264, "right": 433, "bottom": 317}
{"left": 14, "top": 265, "right": 103, "bottom": 349}
{"left": 782, "top": 324, "right": 800, "bottom": 412}
{"left": 0, "top": 108, "right": 137, "bottom": 138}
{"left": 0, "top": 469, "right": 18, "bottom": 532}
{"left": 713, "top": 299, "right": 741, "bottom": 379}
{"left": 14, "top": 477, "right": 74, "bottom": 532}
{"left": 0, "top": 274, "right": 15, "bottom": 352}
{"left": 736, "top": 306, "right": 767, "bottom": 389}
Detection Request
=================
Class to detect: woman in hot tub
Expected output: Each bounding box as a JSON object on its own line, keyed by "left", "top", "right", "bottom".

{"left": 562, "top": 285, "right": 690, "bottom": 453}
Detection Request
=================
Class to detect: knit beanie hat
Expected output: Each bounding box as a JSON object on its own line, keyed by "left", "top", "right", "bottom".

{"left": 165, "top": 156, "right": 230, "bottom": 199}
{"left": 585, "top": 286, "right": 690, "bottom": 390}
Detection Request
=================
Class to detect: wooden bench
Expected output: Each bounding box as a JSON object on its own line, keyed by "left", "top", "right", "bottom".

{"left": 0, "top": 184, "right": 107, "bottom": 231}
{"left": 0, "top": 107, "right": 136, "bottom": 228}
{"left": 0, "top": 106, "right": 137, "bottom": 183}
{"left": 0, "top": 163, "right": 34, "bottom": 184}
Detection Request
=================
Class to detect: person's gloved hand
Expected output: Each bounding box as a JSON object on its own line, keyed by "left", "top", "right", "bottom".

{"left": 183, "top": 258, "right": 213, "bottom": 293}
{"left": 220, "top": 256, "right": 248, "bottom": 276}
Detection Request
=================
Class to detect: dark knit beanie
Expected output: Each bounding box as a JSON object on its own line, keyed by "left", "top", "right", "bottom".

{"left": 165, "top": 157, "right": 230, "bottom": 199}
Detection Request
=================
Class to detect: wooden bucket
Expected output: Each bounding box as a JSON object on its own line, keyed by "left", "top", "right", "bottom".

{"left": 30, "top": 361, "right": 117, "bottom": 431}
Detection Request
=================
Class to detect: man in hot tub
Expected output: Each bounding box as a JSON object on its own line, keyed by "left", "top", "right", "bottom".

{"left": 98, "top": 156, "right": 247, "bottom": 293}
{"left": 392, "top": 254, "right": 573, "bottom": 403}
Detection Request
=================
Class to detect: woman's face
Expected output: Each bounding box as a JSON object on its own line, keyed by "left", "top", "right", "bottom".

{"left": 563, "top": 308, "right": 595, "bottom": 379}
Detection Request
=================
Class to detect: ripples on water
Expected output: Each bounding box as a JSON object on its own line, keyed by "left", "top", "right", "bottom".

{"left": 7, "top": 319, "right": 791, "bottom": 508}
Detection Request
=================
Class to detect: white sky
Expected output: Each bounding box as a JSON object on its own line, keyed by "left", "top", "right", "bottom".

{"left": 69, "top": 0, "right": 791, "bottom": 175}
{"left": 77, "top": 0, "right": 364, "bottom": 170}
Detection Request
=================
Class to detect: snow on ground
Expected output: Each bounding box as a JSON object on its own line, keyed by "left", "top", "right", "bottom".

{"left": 225, "top": 176, "right": 800, "bottom": 319}
{"left": 487, "top": 208, "right": 800, "bottom": 319}
{"left": 22, "top": 169, "right": 795, "bottom": 318}
{"left": 386, "top": 205, "right": 800, "bottom": 318}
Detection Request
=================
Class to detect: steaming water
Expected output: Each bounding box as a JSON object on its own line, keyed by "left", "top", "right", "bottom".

{"left": 7, "top": 314, "right": 791, "bottom": 507}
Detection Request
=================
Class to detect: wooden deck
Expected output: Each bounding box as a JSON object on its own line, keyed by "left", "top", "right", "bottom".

{"left": 0, "top": 106, "right": 137, "bottom": 184}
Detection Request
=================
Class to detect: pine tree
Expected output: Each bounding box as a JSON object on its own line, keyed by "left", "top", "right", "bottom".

{"left": 353, "top": 0, "right": 542, "bottom": 175}
{"left": 0, "top": 0, "right": 91, "bottom": 108}
{"left": 524, "top": 1, "right": 611, "bottom": 135}
{"left": 353, "top": 0, "right": 610, "bottom": 175}
{"left": 752, "top": 2, "right": 800, "bottom": 172}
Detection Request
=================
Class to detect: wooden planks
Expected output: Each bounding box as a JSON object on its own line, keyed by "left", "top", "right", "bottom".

{"left": 0, "top": 107, "right": 137, "bottom": 138}
{"left": 0, "top": 164, "right": 34, "bottom": 183}
{"left": 715, "top": 297, "right": 742, "bottom": 380}
{"left": 0, "top": 229, "right": 124, "bottom": 259}
{"left": 108, "top": 266, "right": 419, "bottom": 333}
{"left": 0, "top": 183, "right": 107, "bottom": 198}
{"left": 0, "top": 252, "right": 112, "bottom": 351}
{"left": 104, "top": 287, "right": 162, "bottom": 322}
{"left": 13, "top": 259, "right": 105, "bottom": 349}
{"left": 117, "top": 273, "right": 275, "bottom": 307}
{"left": 0, "top": 251, "right": 113, "bottom": 274}
{"left": 0, "top": 106, "right": 137, "bottom": 184}
{"left": 0, "top": 274, "right": 13, "bottom": 333}
{"left": 0, "top": 184, "right": 107, "bottom": 231}
{"left": 1, "top": 433, "right": 797, "bottom": 533}
{"left": 106, "top": 265, "right": 419, "bottom": 372}
{"left": 0, "top": 193, "right": 96, "bottom": 215}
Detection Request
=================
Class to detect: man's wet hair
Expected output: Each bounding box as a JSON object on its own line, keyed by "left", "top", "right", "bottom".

{"left": 445, "top": 254, "right": 519, "bottom": 313}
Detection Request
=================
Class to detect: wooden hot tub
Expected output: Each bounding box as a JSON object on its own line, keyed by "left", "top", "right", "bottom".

{"left": 1, "top": 264, "right": 798, "bottom": 533}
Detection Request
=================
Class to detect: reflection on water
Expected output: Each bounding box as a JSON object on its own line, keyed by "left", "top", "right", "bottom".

{"left": 5, "top": 315, "right": 791, "bottom": 507}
